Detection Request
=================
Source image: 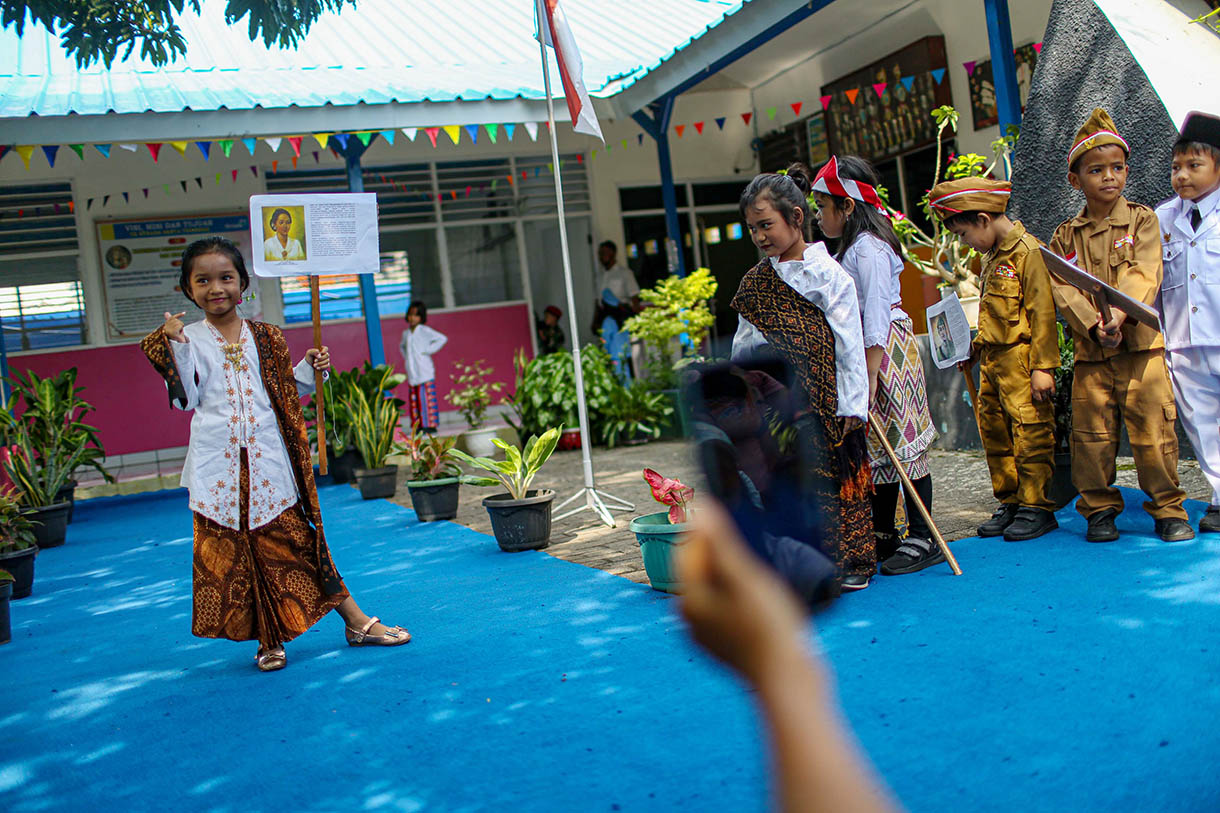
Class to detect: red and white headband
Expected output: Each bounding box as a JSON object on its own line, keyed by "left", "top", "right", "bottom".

{"left": 812, "top": 156, "right": 887, "bottom": 214}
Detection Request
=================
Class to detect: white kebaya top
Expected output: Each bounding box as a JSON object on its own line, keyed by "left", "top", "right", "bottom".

{"left": 398, "top": 324, "right": 449, "bottom": 386}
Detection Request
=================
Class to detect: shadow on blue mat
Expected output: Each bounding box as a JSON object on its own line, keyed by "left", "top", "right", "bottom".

{"left": 3, "top": 485, "right": 1218, "bottom": 812}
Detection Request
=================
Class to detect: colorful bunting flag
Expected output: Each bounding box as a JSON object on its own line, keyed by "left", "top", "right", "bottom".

{"left": 675, "top": 124, "right": 686, "bottom": 137}
{"left": 104, "top": 195, "right": 110, "bottom": 206}
{"left": 485, "top": 123, "right": 498, "bottom": 143}
{"left": 171, "top": 141, "right": 189, "bottom": 156}
{"left": 161, "top": 184, "right": 169, "bottom": 195}
{"left": 250, "top": 165, "right": 258, "bottom": 177}
{"left": 219, "top": 139, "right": 234, "bottom": 157}
{"left": 820, "top": 94, "right": 833, "bottom": 110}
{"left": 638, "top": 133, "right": 644, "bottom": 145}
{"left": 146, "top": 143, "right": 162, "bottom": 162}
{"left": 122, "top": 192, "right": 129, "bottom": 203}
{"left": 95, "top": 144, "right": 111, "bottom": 157}
{"left": 196, "top": 141, "right": 212, "bottom": 160}
{"left": 504, "top": 123, "right": 516, "bottom": 140}
{"left": 231, "top": 169, "right": 239, "bottom": 182}
{"left": 195, "top": 177, "right": 202, "bottom": 188}
{"left": 845, "top": 89, "right": 860, "bottom": 104}
{"left": 873, "top": 82, "right": 887, "bottom": 98}
{"left": 334, "top": 133, "right": 350, "bottom": 149}
{"left": 180, "top": 180, "right": 188, "bottom": 192}
{"left": 901, "top": 76, "right": 915, "bottom": 92}
{"left": 292, "top": 155, "right": 298, "bottom": 169}
{"left": 766, "top": 107, "right": 777, "bottom": 121}
{"left": 265, "top": 137, "right": 283, "bottom": 152}
{"left": 288, "top": 136, "right": 303, "bottom": 156}
{"left": 403, "top": 127, "right": 418, "bottom": 142}
{"left": 620, "top": 138, "right": 627, "bottom": 150}
{"left": 272, "top": 160, "right": 279, "bottom": 173}
{"left": 694, "top": 121, "right": 704, "bottom": 134}
{"left": 355, "top": 131, "right": 374, "bottom": 147}
{"left": 715, "top": 117, "right": 726, "bottom": 130}
{"left": 790, "top": 103, "right": 802, "bottom": 117}
{"left": 576, "top": 154, "right": 583, "bottom": 163}
{"left": 68, "top": 144, "right": 84, "bottom": 160}
{"left": 380, "top": 130, "right": 396, "bottom": 145}
{"left": 443, "top": 125, "right": 461, "bottom": 145}
{"left": 742, "top": 112, "right": 752, "bottom": 126}
{"left": 0, "top": 145, "right": 10, "bottom": 163}
{"left": 931, "top": 68, "right": 946, "bottom": 84}
{"left": 312, "top": 151, "right": 320, "bottom": 163}
{"left": 426, "top": 127, "right": 440, "bottom": 147}
{"left": 963, "top": 61, "right": 976, "bottom": 76}
{"left": 1032, "top": 41, "right": 1043, "bottom": 54}
{"left": 524, "top": 122, "right": 539, "bottom": 141}
{"left": 315, "top": 134, "right": 331, "bottom": 149}
{"left": 464, "top": 124, "right": 479, "bottom": 143}
{"left": 41, "top": 145, "right": 58, "bottom": 167}
{"left": 143, "top": 188, "right": 149, "bottom": 198}
{"left": 118, "top": 143, "right": 138, "bottom": 152}
{"left": 16, "top": 145, "right": 35, "bottom": 168}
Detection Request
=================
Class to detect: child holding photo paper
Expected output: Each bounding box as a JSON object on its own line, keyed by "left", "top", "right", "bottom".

{"left": 929, "top": 177, "right": 1060, "bottom": 542}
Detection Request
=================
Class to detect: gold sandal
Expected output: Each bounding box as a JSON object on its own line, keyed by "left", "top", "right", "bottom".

{"left": 345, "top": 616, "right": 411, "bottom": 647}
{"left": 256, "top": 646, "right": 286, "bottom": 672}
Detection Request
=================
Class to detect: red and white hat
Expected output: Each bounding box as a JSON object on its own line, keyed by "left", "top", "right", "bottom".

{"left": 812, "top": 156, "right": 887, "bottom": 214}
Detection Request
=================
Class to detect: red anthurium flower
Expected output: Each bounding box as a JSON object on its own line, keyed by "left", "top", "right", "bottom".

{"left": 642, "top": 468, "right": 694, "bottom": 523}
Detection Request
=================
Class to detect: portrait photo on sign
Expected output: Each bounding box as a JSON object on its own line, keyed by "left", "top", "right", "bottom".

{"left": 930, "top": 313, "right": 955, "bottom": 363}
{"left": 262, "top": 205, "right": 306, "bottom": 262}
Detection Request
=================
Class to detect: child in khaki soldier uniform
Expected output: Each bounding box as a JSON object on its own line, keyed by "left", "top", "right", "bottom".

{"left": 929, "top": 177, "right": 1060, "bottom": 541}
{"left": 1049, "top": 108, "right": 1193, "bottom": 543}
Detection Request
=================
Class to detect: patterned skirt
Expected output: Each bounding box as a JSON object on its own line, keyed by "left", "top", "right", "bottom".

{"left": 868, "top": 318, "right": 936, "bottom": 484}
{"left": 408, "top": 381, "right": 440, "bottom": 429}
{"left": 191, "top": 450, "right": 348, "bottom": 648}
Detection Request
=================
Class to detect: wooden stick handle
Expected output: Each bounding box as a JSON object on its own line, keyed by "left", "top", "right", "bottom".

{"left": 867, "top": 412, "right": 962, "bottom": 576}
{"left": 311, "top": 277, "right": 328, "bottom": 476}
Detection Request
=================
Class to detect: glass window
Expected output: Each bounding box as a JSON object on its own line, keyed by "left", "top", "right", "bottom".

{"left": 619, "top": 185, "right": 688, "bottom": 212}
{"left": 693, "top": 182, "right": 745, "bottom": 207}
{"left": 381, "top": 229, "right": 442, "bottom": 314}
{"left": 446, "top": 222, "right": 522, "bottom": 307}
{"left": 0, "top": 256, "right": 86, "bottom": 352}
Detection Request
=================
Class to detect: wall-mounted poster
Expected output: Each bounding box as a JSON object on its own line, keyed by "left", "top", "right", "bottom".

{"left": 96, "top": 213, "right": 258, "bottom": 341}
{"left": 821, "top": 36, "right": 952, "bottom": 165}
{"left": 806, "top": 113, "right": 830, "bottom": 167}
{"left": 969, "top": 43, "right": 1039, "bottom": 130}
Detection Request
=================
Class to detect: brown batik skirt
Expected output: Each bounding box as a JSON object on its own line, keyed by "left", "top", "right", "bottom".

{"left": 191, "top": 451, "right": 348, "bottom": 648}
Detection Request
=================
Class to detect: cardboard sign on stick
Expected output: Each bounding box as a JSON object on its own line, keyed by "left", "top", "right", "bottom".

{"left": 1038, "top": 247, "right": 1160, "bottom": 328}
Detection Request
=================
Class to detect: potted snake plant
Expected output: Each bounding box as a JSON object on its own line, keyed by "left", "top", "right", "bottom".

{"left": 343, "top": 366, "right": 403, "bottom": 500}
{"left": 399, "top": 424, "right": 464, "bottom": 522}
{"left": 451, "top": 427, "right": 560, "bottom": 552}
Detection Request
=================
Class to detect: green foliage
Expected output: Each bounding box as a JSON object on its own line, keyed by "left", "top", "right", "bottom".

{"left": 622, "top": 268, "right": 718, "bottom": 390}
{"left": 0, "top": 487, "right": 37, "bottom": 553}
{"left": 600, "top": 383, "right": 672, "bottom": 449}
{"left": 3, "top": 368, "right": 112, "bottom": 485}
{"left": 448, "top": 359, "right": 504, "bottom": 431}
{"left": 305, "top": 362, "right": 405, "bottom": 456}
{"left": 1191, "top": 8, "right": 1220, "bottom": 34}
{"left": 340, "top": 366, "right": 402, "bottom": 471}
{"left": 1052, "top": 322, "right": 1075, "bottom": 454}
{"left": 396, "top": 424, "right": 460, "bottom": 482}
{"left": 2, "top": 0, "right": 357, "bottom": 68}
{"left": 451, "top": 427, "right": 560, "bottom": 501}
{"left": 505, "top": 345, "right": 619, "bottom": 440}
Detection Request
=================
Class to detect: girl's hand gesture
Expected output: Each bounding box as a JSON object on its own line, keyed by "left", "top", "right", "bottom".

{"left": 163, "top": 312, "right": 188, "bottom": 343}
{"left": 305, "top": 346, "right": 331, "bottom": 372}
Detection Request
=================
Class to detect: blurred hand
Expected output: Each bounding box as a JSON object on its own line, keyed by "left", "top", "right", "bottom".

{"left": 163, "top": 311, "right": 188, "bottom": 343}
{"left": 306, "top": 346, "right": 331, "bottom": 372}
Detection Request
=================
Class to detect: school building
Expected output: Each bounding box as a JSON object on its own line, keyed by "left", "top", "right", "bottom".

{"left": 0, "top": 0, "right": 1057, "bottom": 480}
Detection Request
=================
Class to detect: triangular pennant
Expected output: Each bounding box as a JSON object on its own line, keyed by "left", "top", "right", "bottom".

{"left": 694, "top": 121, "right": 705, "bottom": 134}
{"left": 591, "top": 150, "right": 598, "bottom": 160}
{"left": 425, "top": 127, "right": 440, "bottom": 148}
{"left": 873, "top": 82, "right": 887, "bottom": 98}
{"left": 465, "top": 185, "right": 472, "bottom": 197}
{"left": 180, "top": 180, "right": 188, "bottom": 192}
{"left": 766, "top": 107, "right": 778, "bottom": 121}
{"left": 377, "top": 129, "right": 395, "bottom": 146}
{"left": 67, "top": 144, "right": 84, "bottom": 160}
{"left": 1032, "top": 42, "right": 1043, "bottom": 54}
{"left": 95, "top": 144, "right": 111, "bottom": 157}
{"left": 312, "top": 151, "right": 320, "bottom": 163}
{"left": 522, "top": 170, "right": 528, "bottom": 180}
{"left": 161, "top": 184, "right": 169, "bottom": 195}
{"left": 715, "top": 117, "right": 726, "bottom": 130}
{"left": 546, "top": 162, "right": 554, "bottom": 173}
{"left": 214, "top": 172, "right": 221, "bottom": 184}
{"left": 265, "top": 136, "right": 282, "bottom": 152}
{"left": 491, "top": 178, "right": 499, "bottom": 190}
{"left": 576, "top": 154, "right": 583, "bottom": 163}
{"left": 484, "top": 123, "right": 498, "bottom": 143}
{"left": 931, "top": 68, "right": 946, "bottom": 84}
{"left": 103, "top": 195, "right": 110, "bottom": 207}
{"left": 271, "top": 160, "right": 278, "bottom": 173}
{"left": 403, "top": 127, "right": 418, "bottom": 142}
{"left": 534, "top": 167, "right": 540, "bottom": 177}
{"left": 86, "top": 200, "right": 93, "bottom": 211}
{"left": 845, "top": 89, "right": 860, "bottom": 104}
{"left": 122, "top": 192, "right": 129, "bottom": 203}
{"left": 68, "top": 201, "right": 74, "bottom": 213}
{"left": 146, "top": 143, "right": 162, "bottom": 162}
{"left": 0, "top": 145, "right": 9, "bottom": 163}
{"left": 901, "top": 76, "right": 915, "bottom": 92}
{"left": 195, "top": 177, "right": 202, "bottom": 188}
{"left": 504, "top": 123, "right": 516, "bottom": 140}
{"left": 464, "top": 124, "right": 479, "bottom": 143}
{"left": 287, "top": 136, "right": 302, "bottom": 156}
{"left": 790, "top": 103, "right": 802, "bottom": 117}
{"left": 292, "top": 155, "right": 298, "bottom": 169}
{"left": 820, "top": 94, "right": 833, "bottom": 110}
{"left": 314, "top": 134, "right": 331, "bottom": 149}
{"left": 675, "top": 124, "right": 686, "bottom": 138}
{"left": 524, "top": 122, "right": 539, "bottom": 141}
{"left": 41, "top": 145, "right": 58, "bottom": 167}
{"left": 443, "top": 125, "right": 461, "bottom": 145}
{"left": 638, "top": 133, "right": 645, "bottom": 145}
{"left": 355, "top": 131, "right": 374, "bottom": 146}
{"left": 741, "top": 112, "right": 752, "bottom": 125}
{"left": 170, "top": 141, "right": 189, "bottom": 156}
{"left": 250, "top": 165, "right": 258, "bottom": 177}
{"left": 143, "top": 188, "right": 149, "bottom": 197}
{"left": 621, "top": 138, "right": 628, "bottom": 150}
{"left": 195, "top": 141, "right": 212, "bottom": 160}
{"left": 15, "top": 145, "right": 35, "bottom": 169}
{"left": 219, "top": 139, "right": 234, "bottom": 157}
{"left": 334, "top": 133, "right": 350, "bottom": 149}
{"left": 963, "top": 60, "right": 977, "bottom": 76}
{"left": 118, "top": 143, "right": 138, "bottom": 152}
{"left": 231, "top": 169, "right": 239, "bottom": 182}
{"left": 450, "top": 190, "right": 458, "bottom": 200}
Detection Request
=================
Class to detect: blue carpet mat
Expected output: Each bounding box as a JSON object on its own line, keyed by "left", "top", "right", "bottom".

{"left": 2, "top": 485, "right": 1218, "bottom": 812}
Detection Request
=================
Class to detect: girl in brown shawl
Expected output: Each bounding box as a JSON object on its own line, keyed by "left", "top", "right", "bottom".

{"left": 142, "top": 237, "right": 410, "bottom": 672}
{"left": 730, "top": 164, "right": 876, "bottom": 590}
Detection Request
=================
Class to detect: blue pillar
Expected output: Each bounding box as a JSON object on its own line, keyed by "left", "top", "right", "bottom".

{"left": 984, "top": 0, "right": 1022, "bottom": 140}
{"left": 632, "top": 97, "right": 687, "bottom": 277}
{"left": 343, "top": 140, "right": 386, "bottom": 366}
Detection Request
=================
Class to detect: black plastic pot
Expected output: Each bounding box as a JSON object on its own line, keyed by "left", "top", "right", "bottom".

{"left": 0, "top": 581, "right": 11, "bottom": 645}
{"left": 407, "top": 478, "right": 461, "bottom": 521}
{"left": 0, "top": 546, "right": 37, "bottom": 599}
{"left": 22, "top": 502, "right": 71, "bottom": 549}
{"left": 1048, "top": 452, "right": 1077, "bottom": 511}
{"left": 328, "top": 449, "right": 361, "bottom": 485}
{"left": 482, "top": 489, "right": 555, "bottom": 552}
{"left": 354, "top": 465, "right": 399, "bottom": 500}
{"left": 55, "top": 479, "right": 78, "bottom": 523}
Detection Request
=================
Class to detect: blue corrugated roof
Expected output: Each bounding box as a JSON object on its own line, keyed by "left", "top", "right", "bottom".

{"left": 0, "top": 0, "right": 746, "bottom": 118}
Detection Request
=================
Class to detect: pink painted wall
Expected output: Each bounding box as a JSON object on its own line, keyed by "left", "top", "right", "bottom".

{"left": 8, "top": 302, "right": 532, "bottom": 457}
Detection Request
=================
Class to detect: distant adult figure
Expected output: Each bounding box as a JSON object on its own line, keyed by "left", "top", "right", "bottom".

{"left": 595, "top": 241, "right": 642, "bottom": 314}
{"left": 263, "top": 208, "right": 305, "bottom": 261}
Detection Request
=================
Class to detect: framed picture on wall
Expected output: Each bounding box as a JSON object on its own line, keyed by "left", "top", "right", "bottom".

{"left": 807, "top": 113, "right": 830, "bottom": 167}
{"left": 968, "top": 43, "right": 1039, "bottom": 130}
{"left": 821, "top": 35, "right": 952, "bottom": 165}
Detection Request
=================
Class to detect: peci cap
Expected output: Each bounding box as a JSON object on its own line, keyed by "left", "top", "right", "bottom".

{"left": 927, "top": 177, "right": 1012, "bottom": 217}
{"left": 544, "top": 305, "right": 563, "bottom": 318}
{"left": 1068, "top": 108, "right": 1129, "bottom": 168}
{"left": 1178, "top": 111, "right": 1220, "bottom": 150}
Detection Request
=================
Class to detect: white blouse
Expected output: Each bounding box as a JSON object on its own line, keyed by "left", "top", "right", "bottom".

{"left": 398, "top": 324, "right": 448, "bottom": 386}
{"left": 263, "top": 235, "right": 305, "bottom": 261}
{"left": 839, "top": 232, "right": 909, "bottom": 348}
{"left": 169, "top": 320, "right": 319, "bottom": 530}
{"left": 731, "top": 242, "right": 869, "bottom": 421}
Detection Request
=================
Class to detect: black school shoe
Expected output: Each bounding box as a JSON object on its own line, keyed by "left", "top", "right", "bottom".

{"left": 1200, "top": 506, "right": 1220, "bottom": 534}
{"left": 977, "top": 503, "right": 1019, "bottom": 537}
{"left": 880, "top": 535, "right": 945, "bottom": 575}
{"left": 1155, "top": 518, "right": 1196, "bottom": 542}
{"left": 1085, "top": 508, "right": 1120, "bottom": 543}
{"left": 840, "top": 573, "right": 871, "bottom": 591}
{"left": 1003, "top": 507, "right": 1059, "bottom": 541}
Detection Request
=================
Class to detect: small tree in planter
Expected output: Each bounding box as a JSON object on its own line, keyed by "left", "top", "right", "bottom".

{"left": 0, "top": 488, "right": 38, "bottom": 600}
{"left": 622, "top": 268, "right": 717, "bottom": 392}
{"left": 342, "top": 366, "right": 403, "bottom": 500}
{"left": 452, "top": 427, "right": 560, "bottom": 552}
{"left": 449, "top": 359, "right": 504, "bottom": 458}
{"left": 399, "top": 424, "right": 464, "bottom": 522}
{"left": 630, "top": 469, "right": 694, "bottom": 593}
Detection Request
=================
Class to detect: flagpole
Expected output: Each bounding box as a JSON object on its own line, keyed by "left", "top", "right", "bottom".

{"left": 537, "top": 7, "right": 632, "bottom": 528}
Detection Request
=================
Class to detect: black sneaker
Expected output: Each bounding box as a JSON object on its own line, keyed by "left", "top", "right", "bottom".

{"left": 874, "top": 531, "right": 901, "bottom": 562}
{"left": 840, "top": 573, "right": 871, "bottom": 591}
{"left": 1003, "top": 507, "right": 1059, "bottom": 541}
{"left": 1200, "top": 506, "right": 1220, "bottom": 534}
{"left": 880, "top": 536, "right": 945, "bottom": 575}
{"left": 1155, "top": 518, "right": 1195, "bottom": 542}
{"left": 1085, "top": 508, "right": 1120, "bottom": 543}
{"left": 977, "top": 503, "right": 1019, "bottom": 537}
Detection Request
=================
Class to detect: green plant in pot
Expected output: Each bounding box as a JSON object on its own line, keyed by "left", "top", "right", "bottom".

{"left": 305, "top": 362, "right": 406, "bottom": 484}
{"left": 399, "top": 424, "right": 464, "bottom": 522}
{"left": 622, "top": 268, "right": 717, "bottom": 393}
{"left": 0, "top": 488, "right": 38, "bottom": 600}
{"left": 452, "top": 426, "right": 560, "bottom": 552}
{"left": 600, "top": 383, "right": 673, "bottom": 449}
{"left": 630, "top": 468, "right": 694, "bottom": 593}
{"left": 505, "top": 345, "right": 619, "bottom": 444}
{"left": 342, "top": 365, "right": 403, "bottom": 501}
{"left": 449, "top": 359, "right": 504, "bottom": 458}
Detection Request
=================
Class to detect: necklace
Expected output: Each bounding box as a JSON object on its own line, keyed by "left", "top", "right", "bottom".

{"left": 222, "top": 341, "right": 244, "bottom": 368}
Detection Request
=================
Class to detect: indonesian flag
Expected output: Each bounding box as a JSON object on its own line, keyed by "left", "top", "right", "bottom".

{"left": 536, "top": 0, "right": 604, "bottom": 142}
